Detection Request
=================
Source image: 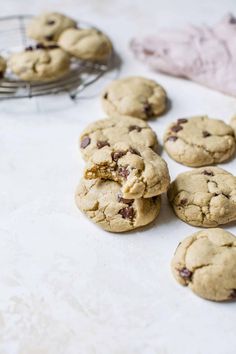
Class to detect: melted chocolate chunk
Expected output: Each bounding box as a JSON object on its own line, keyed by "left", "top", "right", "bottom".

{"left": 45, "top": 34, "right": 54, "bottom": 41}
{"left": 143, "top": 103, "right": 152, "bottom": 116}
{"left": 118, "top": 166, "right": 130, "bottom": 179}
{"left": 25, "top": 46, "right": 33, "bottom": 51}
{"left": 80, "top": 136, "right": 91, "bottom": 149}
{"left": 97, "top": 140, "right": 110, "bottom": 149}
{"left": 180, "top": 198, "right": 188, "bottom": 205}
{"left": 129, "top": 147, "right": 141, "bottom": 156}
{"left": 129, "top": 125, "right": 142, "bottom": 132}
{"left": 119, "top": 206, "right": 135, "bottom": 220}
{"left": 202, "top": 170, "right": 214, "bottom": 176}
{"left": 112, "top": 150, "right": 126, "bottom": 162}
{"left": 117, "top": 193, "right": 134, "bottom": 205}
{"left": 179, "top": 267, "right": 192, "bottom": 280}
{"left": 202, "top": 130, "right": 211, "bottom": 138}
{"left": 171, "top": 125, "right": 183, "bottom": 133}
{"left": 177, "top": 118, "right": 188, "bottom": 124}
{"left": 167, "top": 135, "right": 178, "bottom": 142}
{"left": 47, "top": 20, "right": 56, "bottom": 25}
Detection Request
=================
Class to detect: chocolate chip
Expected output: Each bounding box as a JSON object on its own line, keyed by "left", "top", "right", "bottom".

{"left": 143, "top": 103, "right": 152, "bottom": 116}
{"left": 129, "top": 147, "right": 141, "bottom": 156}
{"left": 179, "top": 267, "right": 192, "bottom": 280}
{"left": 80, "top": 136, "right": 91, "bottom": 149}
{"left": 36, "top": 43, "right": 45, "bottom": 49}
{"left": 112, "top": 151, "right": 126, "bottom": 162}
{"left": 167, "top": 135, "right": 178, "bottom": 142}
{"left": 118, "top": 166, "right": 130, "bottom": 179}
{"left": 47, "top": 44, "right": 59, "bottom": 49}
{"left": 103, "top": 92, "right": 108, "bottom": 99}
{"left": 117, "top": 193, "right": 134, "bottom": 205}
{"left": 129, "top": 125, "right": 142, "bottom": 132}
{"left": 202, "top": 130, "right": 211, "bottom": 138}
{"left": 97, "top": 140, "right": 110, "bottom": 149}
{"left": 180, "top": 198, "right": 188, "bottom": 205}
{"left": 202, "top": 170, "right": 214, "bottom": 176}
{"left": 119, "top": 206, "right": 135, "bottom": 220}
{"left": 45, "top": 35, "right": 54, "bottom": 41}
{"left": 47, "top": 20, "right": 55, "bottom": 25}
{"left": 171, "top": 125, "right": 183, "bottom": 133}
{"left": 177, "top": 118, "right": 188, "bottom": 124}
{"left": 230, "top": 289, "right": 236, "bottom": 299}
{"left": 25, "top": 46, "right": 33, "bottom": 51}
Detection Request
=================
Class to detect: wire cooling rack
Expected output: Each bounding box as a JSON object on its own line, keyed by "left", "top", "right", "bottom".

{"left": 0, "top": 15, "right": 116, "bottom": 101}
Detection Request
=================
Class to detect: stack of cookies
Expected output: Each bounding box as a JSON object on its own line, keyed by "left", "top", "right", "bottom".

{"left": 75, "top": 77, "right": 170, "bottom": 232}
{"left": 0, "top": 12, "right": 112, "bottom": 82}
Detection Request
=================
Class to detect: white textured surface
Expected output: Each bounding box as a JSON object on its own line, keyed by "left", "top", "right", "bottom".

{"left": 1, "top": 1, "right": 236, "bottom": 353}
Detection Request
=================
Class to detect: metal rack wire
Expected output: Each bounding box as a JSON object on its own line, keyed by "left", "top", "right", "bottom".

{"left": 0, "top": 15, "right": 115, "bottom": 101}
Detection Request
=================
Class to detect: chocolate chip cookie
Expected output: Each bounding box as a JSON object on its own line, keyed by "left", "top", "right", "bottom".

{"left": 171, "top": 228, "right": 236, "bottom": 301}
{"left": 0, "top": 56, "right": 6, "bottom": 78}
{"left": 75, "top": 178, "right": 161, "bottom": 232}
{"left": 84, "top": 142, "right": 170, "bottom": 199}
{"left": 58, "top": 28, "right": 112, "bottom": 62}
{"left": 27, "top": 12, "right": 77, "bottom": 44}
{"left": 101, "top": 76, "right": 167, "bottom": 120}
{"left": 230, "top": 116, "right": 236, "bottom": 137}
{"left": 9, "top": 45, "right": 71, "bottom": 81}
{"left": 79, "top": 117, "right": 158, "bottom": 161}
{"left": 164, "top": 116, "right": 236, "bottom": 167}
{"left": 168, "top": 166, "right": 236, "bottom": 227}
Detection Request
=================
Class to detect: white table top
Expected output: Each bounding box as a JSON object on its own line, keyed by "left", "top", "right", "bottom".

{"left": 0, "top": 0, "right": 236, "bottom": 353}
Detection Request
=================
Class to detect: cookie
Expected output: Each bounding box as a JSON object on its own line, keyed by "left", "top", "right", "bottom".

{"left": 26, "top": 12, "right": 77, "bottom": 44}
{"left": 171, "top": 228, "right": 236, "bottom": 302}
{"left": 58, "top": 28, "right": 112, "bottom": 62}
{"left": 101, "top": 76, "right": 167, "bottom": 120}
{"left": 9, "top": 45, "right": 71, "bottom": 81}
{"left": 84, "top": 141, "right": 170, "bottom": 199}
{"left": 168, "top": 166, "right": 236, "bottom": 227}
{"left": 79, "top": 116, "right": 158, "bottom": 161}
{"left": 230, "top": 116, "right": 236, "bottom": 137}
{"left": 164, "top": 115, "right": 236, "bottom": 167}
{"left": 75, "top": 178, "right": 161, "bottom": 232}
{"left": 0, "top": 56, "right": 6, "bottom": 78}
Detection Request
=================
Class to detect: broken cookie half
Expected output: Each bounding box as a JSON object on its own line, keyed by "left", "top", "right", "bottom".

{"left": 83, "top": 141, "right": 170, "bottom": 199}
{"left": 171, "top": 228, "right": 236, "bottom": 302}
{"left": 75, "top": 178, "right": 161, "bottom": 232}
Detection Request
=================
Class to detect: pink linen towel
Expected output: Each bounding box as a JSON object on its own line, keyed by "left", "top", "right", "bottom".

{"left": 130, "top": 14, "right": 236, "bottom": 97}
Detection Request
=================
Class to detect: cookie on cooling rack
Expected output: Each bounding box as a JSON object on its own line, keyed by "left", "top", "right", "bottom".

{"left": 58, "top": 28, "right": 112, "bottom": 62}
{"left": 0, "top": 56, "right": 6, "bottom": 78}
{"left": 8, "top": 44, "right": 71, "bottom": 81}
{"left": 26, "top": 12, "right": 77, "bottom": 44}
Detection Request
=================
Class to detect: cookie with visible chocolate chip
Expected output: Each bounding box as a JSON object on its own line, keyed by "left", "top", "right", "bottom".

{"left": 0, "top": 56, "right": 6, "bottom": 78}
{"left": 75, "top": 178, "right": 161, "bottom": 232}
{"left": 230, "top": 115, "right": 236, "bottom": 137}
{"left": 84, "top": 141, "right": 170, "bottom": 199}
{"left": 168, "top": 166, "right": 236, "bottom": 227}
{"left": 101, "top": 76, "right": 167, "bottom": 120}
{"left": 164, "top": 116, "right": 236, "bottom": 167}
{"left": 171, "top": 228, "right": 236, "bottom": 301}
{"left": 26, "top": 12, "right": 77, "bottom": 44}
{"left": 8, "top": 46, "right": 70, "bottom": 81}
{"left": 79, "top": 116, "right": 158, "bottom": 161}
{"left": 58, "top": 28, "right": 112, "bottom": 62}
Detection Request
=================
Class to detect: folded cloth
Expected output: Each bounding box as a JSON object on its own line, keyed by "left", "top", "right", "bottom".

{"left": 130, "top": 14, "right": 236, "bottom": 97}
